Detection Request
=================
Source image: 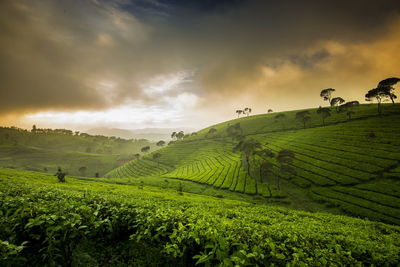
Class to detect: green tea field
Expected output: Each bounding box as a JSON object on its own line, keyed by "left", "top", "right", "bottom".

{"left": 105, "top": 104, "right": 400, "bottom": 225}
{"left": 1, "top": 168, "right": 399, "bottom": 266}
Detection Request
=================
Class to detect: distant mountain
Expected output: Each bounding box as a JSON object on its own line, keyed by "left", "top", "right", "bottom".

{"left": 86, "top": 127, "right": 196, "bottom": 141}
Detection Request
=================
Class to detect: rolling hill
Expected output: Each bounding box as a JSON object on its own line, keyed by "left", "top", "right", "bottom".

{"left": 0, "top": 127, "right": 156, "bottom": 177}
{"left": 104, "top": 103, "right": 400, "bottom": 225}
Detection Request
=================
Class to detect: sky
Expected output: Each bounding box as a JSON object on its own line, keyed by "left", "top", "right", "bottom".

{"left": 0, "top": 0, "right": 399, "bottom": 132}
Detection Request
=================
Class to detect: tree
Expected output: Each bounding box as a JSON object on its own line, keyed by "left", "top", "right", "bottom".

{"left": 274, "top": 113, "right": 286, "bottom": 130}
{"left": 377, "top": 77, "right": 399, "bottom": 104}
{"left": 236, "top": 110, "right": 243, "bottom": 118}
{"left": 320, "top": 88, "right": 335, "bottom": 103}
{"left": 316, "top": 107, "right": 331, "bottom": 126}
{"left": 253, "top": 148, "right": 275, "bottom": 195}
{"left": 330, "top": 97, "right": 345, "bottom": 111}
{"left": 226, "top": 123, "right": 243, "bottom": 141}
{"left": 78, "top": 166, "right": 87, "bottom": 176}
{"left": 208, "top": 128, "right": 217, "bottom": 135}
{"left": 365, "top": 87, "right": 391, "bottom": 114}
{"left": 171, "top": 132, "right": 177, "bottom": 140}
{"left": 31, "top": 125, "right": 37, "bottom": 133}
{"left": 55, "top": 167, "right": 66, "bottom": 182}
{"left": 247, "top": 108, "right": 252, "bottom": 116}
{"left": 233, "top": 138, "right": 262, "bottom": 175}
{"left": 141, "top": 146, "right": 150, "bottom": 153}
{"left": 295, "top": 110, "right": 311, "bottom": 129}
{"left": 176, "top": 131, "right": 185, "bottom": 140}
{"left": 275, "top": 149, "right": 295, "bottom": 190}
{"left": 242, "top": 107, "right": 252, "bottom": 116}
{"left": 156, "top": 140, "right": 166, "bottom": 147}
{"left": 338, "top": 101, "right": 359, "bottom": 120}
{"left": 268, "top": 109, "right": 273, "bottom": 113}
{"left": 152, "top": 153, "right": 161, "bottom": 166}
{"left": 259, "top": 160, "right": 274, "bottom": 197}
{"left": 133, "top": 153, "right": 140, "bottom": 160}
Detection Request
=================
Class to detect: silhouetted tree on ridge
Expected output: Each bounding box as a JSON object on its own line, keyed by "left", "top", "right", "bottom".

{"left": 365, "top": 88, "right": 389, "bottom": 114}
{"left": 243, "top": 107, "right": 252, "bottom": 116}
{"left": 320, "top": 88, "right": 335, "bottom": 104}
{"left": 377, "top": 77, "right": 399, "bottom": 104}
{"left": 330, "top": 97, "right": 345, "bottom": 112}
{"left": 338, "top": 101, "right": 359, "bottom": 120}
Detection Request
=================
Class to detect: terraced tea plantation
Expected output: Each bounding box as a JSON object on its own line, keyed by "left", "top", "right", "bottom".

{"left": 105, "top": 104, "right": 400, "bottom": 225}
{"left": 1, "top": 168, "right": 399, "bottom": 266}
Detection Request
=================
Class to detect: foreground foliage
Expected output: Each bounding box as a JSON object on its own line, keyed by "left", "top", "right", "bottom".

{"left": 1, "top": 168, "right": 399, "bottom": 266}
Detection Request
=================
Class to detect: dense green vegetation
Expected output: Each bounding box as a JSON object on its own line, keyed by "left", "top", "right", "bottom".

{"left": 0, "top": 126, "right": 155, "bottom": 177}
{"left": 1, "top": 168, "right": 399, "bottom": 266}
{"left": 105, "top": 104, "right": 400, "bottom": 225}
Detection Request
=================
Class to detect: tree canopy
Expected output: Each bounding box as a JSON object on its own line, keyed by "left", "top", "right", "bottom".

{"left": 330, "top": 97, "right": 345, "bottom": 111}
{"left": 320, "top": 88, "right": 335, "bottom": 103}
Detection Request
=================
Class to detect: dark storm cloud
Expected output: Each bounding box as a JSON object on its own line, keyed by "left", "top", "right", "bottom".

{"left": 0, "top": 0, "right": 399, "bottom": 118}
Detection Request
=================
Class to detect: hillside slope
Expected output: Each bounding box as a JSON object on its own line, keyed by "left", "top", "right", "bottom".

{"left": 0, "top": 127, "right": 156, "bottom": 177}
{"left": 1, "top": 168, "right": 399, "bottom": 266}
{"left": 105, "top": 104, "right": 400, "bottom": 224}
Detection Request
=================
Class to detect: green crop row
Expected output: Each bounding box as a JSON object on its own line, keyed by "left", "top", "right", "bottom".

{"left": 266, "top": 141, "right": 376, "bottom": 180}
{"left": 268, "top": 136, "right": 396, "bottom": 169}
{"left": 264, "top": 134, "right": 384, "bottom": 173}
{"left": 310, "top": 187, "right": 400, "bottom": 224}
{"left": 105, "top": 158, "right": 171, "bottom": 178}
{"left": 332, "top": 186, "right": 400, "bottom": 209}
{"left": 355, "top": 181, "right": 400, "bottom": 198}
{"left": 310, "top": 190, "right": 400, "bottom": 225}
{"left": 266, "top": 144, "right": 361, "bottom": 185}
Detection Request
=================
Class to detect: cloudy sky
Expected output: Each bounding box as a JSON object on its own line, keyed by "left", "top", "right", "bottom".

{"left": 0, "top": 0, "right": 399, "bottom": 131}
